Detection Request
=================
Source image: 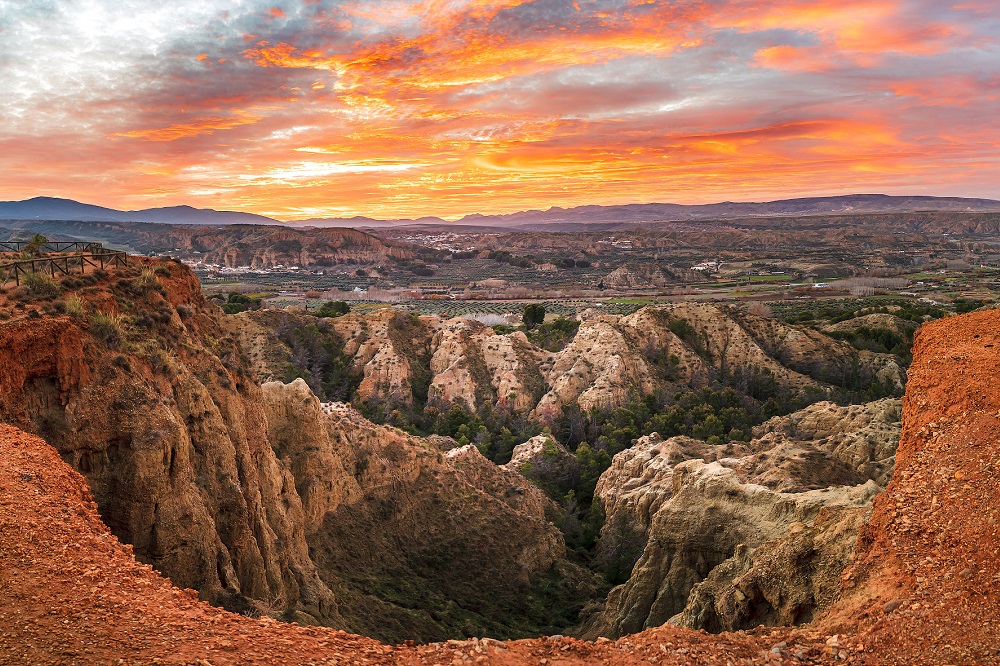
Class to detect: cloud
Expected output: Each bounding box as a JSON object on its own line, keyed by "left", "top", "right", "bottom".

{"left": 0, "top": 0, "right": 999, "bottom": 218}
{"left": 115, "top": 111, "right": 266, "bottom": 142}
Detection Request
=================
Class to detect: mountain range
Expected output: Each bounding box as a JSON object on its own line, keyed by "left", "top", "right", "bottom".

{"left": 2, "top": 193, "right": 999, "bottom": 229}
{"left": 0, "top": 197, "right": 278, "bottom": 226}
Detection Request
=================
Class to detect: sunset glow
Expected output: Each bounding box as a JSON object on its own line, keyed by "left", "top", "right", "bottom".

{"left": 1, "top": 0, "right": 998, "bottom": 219}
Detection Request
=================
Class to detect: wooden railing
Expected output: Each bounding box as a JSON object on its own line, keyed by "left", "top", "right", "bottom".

{"left": 0, "top": 246, "right": 128, "bottom": 287}
{"left": 0, "top": 241, "right": 105, "bottom": 254}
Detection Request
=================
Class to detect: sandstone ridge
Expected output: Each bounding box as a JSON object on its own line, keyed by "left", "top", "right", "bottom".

{"left": 584, "top": 399, "right": 901, "bottom": 639}
{"left": 237, "top": 302, "right": 903, "bottom": 422}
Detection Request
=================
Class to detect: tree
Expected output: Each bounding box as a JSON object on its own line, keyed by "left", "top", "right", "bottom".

{"left": 523, "top": 303, "right": 545, "bottom": 328}
{"left": 315, "top": 300, "right": 350, "bottom": 318}
{"left": 24, "top": 233, "right": 48, "bottom": 257}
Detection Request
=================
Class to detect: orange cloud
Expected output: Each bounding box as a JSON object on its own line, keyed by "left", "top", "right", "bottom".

{"left": 753, "top": 45, "right": 836, "bottom": 72}
{"left": 115, "top": 111, "right": 264, "bottom": 142}
{"left": 2, "top": 0, "right": 998, "bottom": 220}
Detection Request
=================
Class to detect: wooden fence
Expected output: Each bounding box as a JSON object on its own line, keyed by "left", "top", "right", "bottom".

{"left": 0, "top": 241, "right": 105, "bottom": 254}
{"left": 0, "top": 248, "right": 128, "bottom": 287}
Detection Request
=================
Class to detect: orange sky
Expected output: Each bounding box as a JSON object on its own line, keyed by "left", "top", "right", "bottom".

{"left": 1, "top": 0, "right": 999, "bottom": 220}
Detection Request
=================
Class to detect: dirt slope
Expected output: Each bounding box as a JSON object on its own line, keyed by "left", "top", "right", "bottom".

{"left": 823, "top": 309, "right": 1000, "bottom": 664}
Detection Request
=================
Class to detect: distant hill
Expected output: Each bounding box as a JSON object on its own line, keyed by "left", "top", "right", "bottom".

{"left": 294, "top": 215, "right": 449, "bottom": 228}
{"left": 3, "top": 194, "right": 999, "bottom": 229}
{"left": 288, "top": 194, "right": 1000, "bottom": 229}
{"left": 448, "top": 194, "right": 1000, "bottom": 230}
{"left": 0, "top": 219, "right": 416, "bottom": 266}
{"left": 0, "top": 197, "right": 280, "bottom": 226}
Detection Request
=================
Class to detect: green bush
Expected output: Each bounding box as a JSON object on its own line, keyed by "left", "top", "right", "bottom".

{"left": 314, "top": 300, "right": 350, "bottom": 318}
{"left": 523, "top": 303, "right": 545, "bottom": 328}
{"left": 219, "top": 292, "right": 262, "bottom": 315}
{"left": 91, "top": 312, "right": 127, "bottom": 347}
{"left": 526, "top": 317, "right": 580, "bottom": 352}
{"left": 64, "top": 297, "right": 86, "bottom": 319}
{"left": 221, "top": 302, "right": 247, "bottom": 315}
{"left": 23, "top": 271, "right": 61, "bottom": 299}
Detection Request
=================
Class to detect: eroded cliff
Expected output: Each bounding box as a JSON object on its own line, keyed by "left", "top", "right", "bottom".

{"left": 584, "top": 399, "right": 902, "bottom": 638}
{"left": 235, "top": 302, "right": 903, "bottom": 429}
{"left": 0, "top": 259, "right": 594, "bottom": 641}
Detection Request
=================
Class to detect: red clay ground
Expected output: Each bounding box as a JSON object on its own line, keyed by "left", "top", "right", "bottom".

{"left": 3, "top": 309, "right": 1000, "bottom": 665}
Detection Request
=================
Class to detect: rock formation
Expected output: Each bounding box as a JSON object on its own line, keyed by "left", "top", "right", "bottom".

{"left": 601, "top": 264, "right": 677, "bottom": 290}
{"left": 262, "top": 379, "right": 595, "bottom": 642}
{"left": 236, "top": 302, "right": 902, "bottom": 431}
{"left": 820, "top": 312, "right": 917, "bottom": 337}
{"left": 0, "top": 259, "right": 594, "bottom": 642}
{"left": 584, "top": 399, "right": 902, "bottom": 638}
{"left": 186, "top": 226, "right": 414, "bottom": 269}
{"left": 3, "top": 309, "right": 999, "bottom": 664}
{"left": 0, "top": 260, "right": 335, "bottom": 621}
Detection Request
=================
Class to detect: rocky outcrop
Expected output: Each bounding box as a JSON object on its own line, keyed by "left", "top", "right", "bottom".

{"left": 534, "top": 314, "right": 660, "bottom": 419}
{"left": 0, "top": 259, "right": 596, "bottom": 642}
{"left": 327, "top": 308, "right": 436, "bottom": 407}
{"left": 503, "top": 434, "right": 579, "bottom": 493}
{"left": 584, "top": 398, "right": 902, "bottom": 638}
{"left": 190, "top": 226, "right": 414, "bottom": 269}
{"left": 745, "top": 399, "right": 901, "bottom": 490}
{"left": 427, "top": 318, "right": 544, "bottom": 412}
{"left": 594, "top": 434, "right": 747, "bottom": 546}
{"left": 821, "top": 312, "right": 918, "bottom": 336}
{"left": 235, "top": 303, "right": 903, "bottom": 427}
{"left": 0, "top": 259, "right": 336, "bottom": 621}
{"left": 261, "top": 379, "right": 594, "bottom": 642}
{"left": 601, "top": 264, "right": 676, "bottom": 290}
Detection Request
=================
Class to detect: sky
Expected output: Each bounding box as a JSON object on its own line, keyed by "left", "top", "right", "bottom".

{"left": 0, "top": 0, "right": 999, "bottom": 220}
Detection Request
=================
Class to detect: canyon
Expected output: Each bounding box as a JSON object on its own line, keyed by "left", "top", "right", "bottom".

{"left": 1, "top": 257, "right": 998, "bottom": 664}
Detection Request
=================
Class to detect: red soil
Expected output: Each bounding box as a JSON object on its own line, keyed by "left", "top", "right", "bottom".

{"left": 3, "top": 309, "right": 1000, "bottom": 664}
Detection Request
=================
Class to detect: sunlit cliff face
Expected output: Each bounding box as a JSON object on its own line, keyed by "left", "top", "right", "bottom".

{"left": 0, "top": 0, "right": 998, "bottom": 219}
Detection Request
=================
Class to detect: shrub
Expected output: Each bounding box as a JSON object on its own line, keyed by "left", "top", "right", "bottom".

{"left": 24, "top": 234, "right": 48, "bottom": 257}
{"left": 526, "top": 317, "right": 580, "bottom": 352}
{"left": 221, "top": 302, "right": 247, "bottom": 315}
{"left": 137, "top": 267, "right": 159, "bottom": 289}
{"left": 314, "top": 300, "right": 350, "bottom": 318}
{"left": 23, "top": 271, "right": 61, "bottom": 300}
{"left": 91, "top": 312, "right": 127, "bottom": 347}
{"left": 42, "top": 300, "right": 67, "bottom": 315}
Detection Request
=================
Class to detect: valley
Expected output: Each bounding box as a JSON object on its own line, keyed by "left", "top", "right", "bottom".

{"left": 0, "top": 210, "right": 998, "bottom": 663}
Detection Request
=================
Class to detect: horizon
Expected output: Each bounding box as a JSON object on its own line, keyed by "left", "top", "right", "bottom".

{"left": 5, "top": 191, "right": 1000, "bottom": 225}
{"left": 2, "top": 1, "right": 999, "bottom": 220}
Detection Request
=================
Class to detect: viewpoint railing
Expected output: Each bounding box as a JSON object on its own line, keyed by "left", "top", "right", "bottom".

{"left": 0, "top": 241, "right": 128, "bottom": 287}
{"left": 0, "top": 241, "right": 105, "bottom": 254}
